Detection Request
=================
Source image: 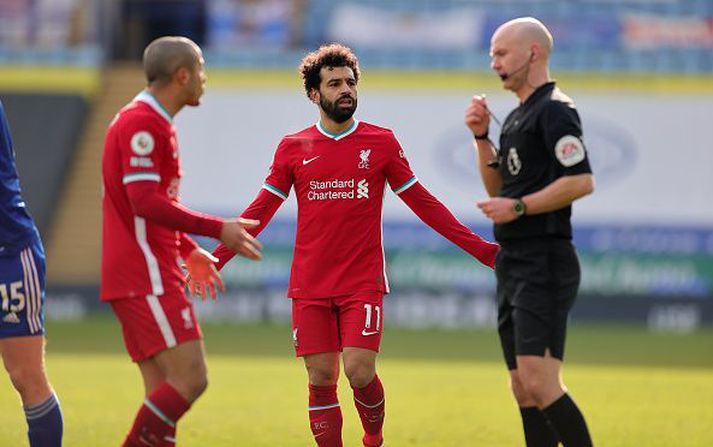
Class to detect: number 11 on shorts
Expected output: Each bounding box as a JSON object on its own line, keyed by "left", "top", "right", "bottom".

{"left": 363, "top": 303, "right": 381, "bottom": 336}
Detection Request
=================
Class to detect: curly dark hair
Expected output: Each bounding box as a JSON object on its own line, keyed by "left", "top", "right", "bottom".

{"left": 298, "top": 43, "right": 360, "bottom": 97}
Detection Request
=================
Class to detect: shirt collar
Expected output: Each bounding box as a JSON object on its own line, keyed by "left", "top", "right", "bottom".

{"left": 522, "top": 81, "right": 556, "bottom": 107}
{"left": 134, "top": 90, "right": 173, "bottom": 124}
{"left": 316, "top": 119, "right": 360, "bottom": 141}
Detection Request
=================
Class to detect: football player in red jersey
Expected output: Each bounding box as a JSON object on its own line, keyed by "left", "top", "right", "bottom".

{"left": 101, "top": 36, "right": 262, "bottom": 447}
{"left": 212, "top": 44, "right": 499, "bottom": 447}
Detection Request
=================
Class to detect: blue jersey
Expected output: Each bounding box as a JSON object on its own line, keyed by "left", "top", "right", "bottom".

{"left": 0, "top": 100, "right": 38, "bottom": 255}
{"left": 0, "top": 100, "right": 45, "bottom": 336}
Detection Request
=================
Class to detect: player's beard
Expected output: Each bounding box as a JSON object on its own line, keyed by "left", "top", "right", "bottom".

{"left": 320, "top": 94, "right": 357, "bottom": 123}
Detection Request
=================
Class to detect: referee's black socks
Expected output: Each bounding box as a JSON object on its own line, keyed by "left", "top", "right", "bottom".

{"left": 519, "top": 406, "right": 558, "bottom": 447}
{"left": 542, "top": 393, "right": 593, "bottom": 447}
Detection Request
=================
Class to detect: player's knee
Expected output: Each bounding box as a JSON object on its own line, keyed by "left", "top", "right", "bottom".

{"left": 344, "top": 362, "right": 375, "bottom": 388}
{"left": 509, "top": 375, "right": 532, "bottom": 404}
{"left": 520, "top": 373, "right": 550, "bottom": 404}
{"left": 306, "top": 365, "right": 338, "bottom": 386}
{"left": 187, "top": 370, "right": 208, "bottom": 400}
{"left": 6, "top": 364, "right": 49, "bottom": 400}
{"left": 177, "top": 375, "right": 207, "bottom": 402}
{"left": 169, "top": 366, "right": 208, "bottom": 401}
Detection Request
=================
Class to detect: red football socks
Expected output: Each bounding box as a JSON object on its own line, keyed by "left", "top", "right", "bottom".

{"left": 352, "top": 375, "right": 385, "bottom": 447}
{"left": 161, "top": 426, "right": 176, "bottom": 447}
{"left": 123, "top": 383, "right": 190, "bottom": 447}
{"left": 308, "top": 384, "right": 343, "bottom": 447}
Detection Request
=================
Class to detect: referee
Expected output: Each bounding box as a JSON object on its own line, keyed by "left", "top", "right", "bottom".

{"left": 465, "top": 18, "right": 594, "bottom": 447}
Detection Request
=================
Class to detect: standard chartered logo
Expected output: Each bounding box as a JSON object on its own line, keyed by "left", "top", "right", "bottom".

{"left": 357, "top": 179, "right": 369, "bottom": 199}
{"left": 307, "top": 178, "right": 369, "bottom": 201}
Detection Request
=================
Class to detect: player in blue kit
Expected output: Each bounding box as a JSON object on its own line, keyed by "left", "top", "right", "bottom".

{"left": 0, "top": 100, "right": 63, "bottom": 446}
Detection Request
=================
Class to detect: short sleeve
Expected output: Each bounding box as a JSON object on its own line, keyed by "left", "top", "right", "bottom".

{"left": 262, "top": 139, "right": 293, "bottom": 200}
{"left": 118, "top": 119, "right": 167, "bottom": 186}
{"left": 384, "top": 132, "right": 418, "bottom": 195}
{"left": 541, "top": 101, "right": 592, "bottom": 176}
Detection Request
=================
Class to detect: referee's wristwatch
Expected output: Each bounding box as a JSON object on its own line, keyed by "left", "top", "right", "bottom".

{"left": 512, "top": 198, "right": 527, "bottom": 218}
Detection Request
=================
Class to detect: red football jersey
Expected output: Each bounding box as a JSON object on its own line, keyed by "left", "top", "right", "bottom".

{"left": 101, "top": 91, "right": 185, "bottom": 301}
{"left": 264, "top": 120, "right": 417, "bottom": 299}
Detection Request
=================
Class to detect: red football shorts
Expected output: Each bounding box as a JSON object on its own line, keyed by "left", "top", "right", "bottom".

{"left": 291, "top": 292, "right": 384, "bottom": 357}
{"left": 110, "top": 292, "right": 202, "bottom": 362}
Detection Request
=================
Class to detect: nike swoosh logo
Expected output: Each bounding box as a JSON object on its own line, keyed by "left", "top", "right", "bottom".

{"left": 362, "top": 330, "right": 379, "bottom": 336}
{"left": 302, "top": 156, "right": 321, "bottom": 165}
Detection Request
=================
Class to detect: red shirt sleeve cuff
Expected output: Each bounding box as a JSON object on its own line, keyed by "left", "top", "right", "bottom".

{"left": 178, "top": 233, "right": 199, "bottom": 259}
{"left": 199, "top": 217, "right": 224, "bottom": 239}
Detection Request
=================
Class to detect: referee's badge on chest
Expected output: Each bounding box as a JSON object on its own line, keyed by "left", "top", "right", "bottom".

{"left": 507, "top": 147, "right": 522, "bottom": 176}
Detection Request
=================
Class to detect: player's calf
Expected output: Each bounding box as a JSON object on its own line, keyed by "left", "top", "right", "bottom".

{"left": 308, "top": 384, "right": 343, "bottom": 447}
{"left": 510, "top": 372, "right": 558, "bottom": 446}
{"left": 123, "top": 382, "right": 191, "bottom": 447}
{"left": 542, "top": 394, "right": 593, "bottom": 447}
{"left": 351, "top": 375, "right": 385, "bottom": 447}
{"left": 2, "top": 336, "right": 53, "bottom": 405}
{"left": 24, "top": 392, "right": 63, "bottom": 447}
{"left": 2, "top": 335, "right": 64, "bottom": 447}
{"left": 160, "top": 426, "right": 176, "bottom": 447}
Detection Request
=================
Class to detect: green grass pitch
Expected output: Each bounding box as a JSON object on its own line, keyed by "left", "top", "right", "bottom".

{"left": 1, "top": 317, "right": 712, "bottom": 446}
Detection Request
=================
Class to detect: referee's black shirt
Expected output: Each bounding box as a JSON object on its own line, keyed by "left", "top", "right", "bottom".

{"left": 494, "top": 82, "right": 592, "bottom": 242}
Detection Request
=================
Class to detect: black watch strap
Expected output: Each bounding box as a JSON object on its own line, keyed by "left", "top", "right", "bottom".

{"left": 473, "top": 130, "right": 489, "bottom": 140}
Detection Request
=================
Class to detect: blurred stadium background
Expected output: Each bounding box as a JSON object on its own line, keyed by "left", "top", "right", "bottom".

{"left": 1, "top": 0, "right": 713, "bottom": 445}
{"left": 2, "top": 0, "right": 711, "bottom": 330}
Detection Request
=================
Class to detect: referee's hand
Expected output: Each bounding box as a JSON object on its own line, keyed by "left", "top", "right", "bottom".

{"left": 465, "top": 95, "right": 490, "bottom": 138}
{"left": 477, "top": 197, "right": 519, "bottom": 224}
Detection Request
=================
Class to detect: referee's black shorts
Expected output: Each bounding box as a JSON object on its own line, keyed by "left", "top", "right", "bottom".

{"left": 495, "top": 237, "right": 581, "bottom": 370}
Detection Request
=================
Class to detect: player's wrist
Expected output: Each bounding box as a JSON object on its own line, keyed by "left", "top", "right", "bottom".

{"left": 179, "top": 242, "right": 197, "bottom": 259}
{"left": 203, "top": 217, "right": 225, "bottom": 239}
{"left": 473, "top": 129, "right": 489, "bottom": 140}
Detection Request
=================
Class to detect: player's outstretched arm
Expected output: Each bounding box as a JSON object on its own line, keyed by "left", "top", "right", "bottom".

{"left": 220, "top": 218, "right": 262, "bottom": 260}
{"left": 398, "top": 182, "right": 499, "bottom": 269}
{"left": 127, "top": 181, "right": 224, "bottom": 236}
{"left": 125, "top": 180, "right": 263, "bottom": 259}
{"left": 212, "top": 188, "right": 285, "bottom": 270}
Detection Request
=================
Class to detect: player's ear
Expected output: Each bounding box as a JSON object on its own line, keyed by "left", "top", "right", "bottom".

{"left": 529, "top": 45, "right": 538, "bottom": 62}
{"left": 175, "top": 66, "right": 190, "bottom": 86}
{"left": 309, "top": 88, "right": 319, "bottom": 104}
